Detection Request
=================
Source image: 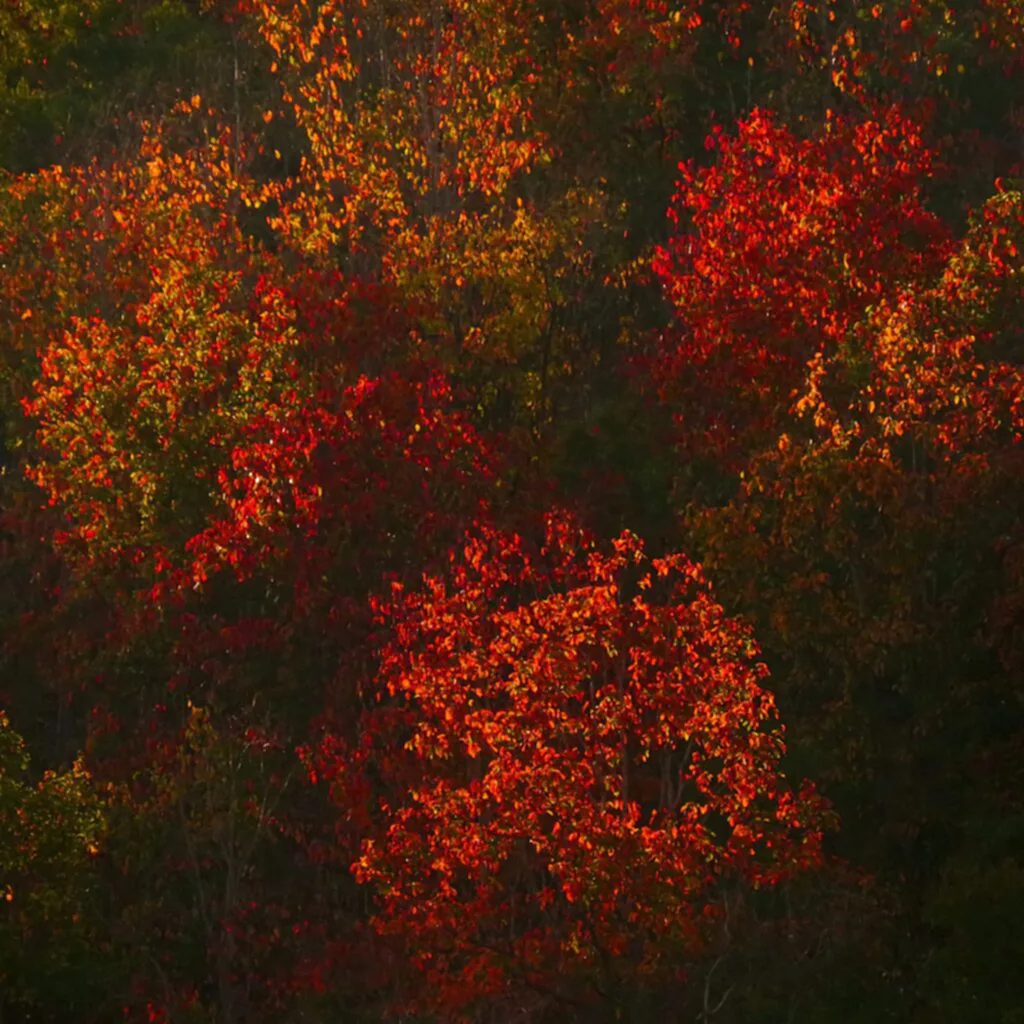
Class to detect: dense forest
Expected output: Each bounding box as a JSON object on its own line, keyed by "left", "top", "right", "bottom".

{"left": 1, "top": 1, "right": 1023, "bottom": 1020}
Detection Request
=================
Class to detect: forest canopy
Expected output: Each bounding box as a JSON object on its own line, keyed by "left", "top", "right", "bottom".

{"left": 1, "top": 1, "right": 1023, "bottom": 1021}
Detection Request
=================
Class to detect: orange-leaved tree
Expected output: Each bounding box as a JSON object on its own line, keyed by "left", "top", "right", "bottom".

{"left": 11, "top": 108, "right": 496, "bottom": 1020}
{"left": 355, "top": 513, "right": 830, "bottom": 1020}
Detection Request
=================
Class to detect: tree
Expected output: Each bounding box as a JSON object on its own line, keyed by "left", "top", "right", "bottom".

{"left": 355, "top": 513, "right": 829, "bottom": 1020}
{"left": 652, "top": 105, "right": 950, "bottom": 485}
{"left": 685, "top": 183, "right": 1024, "bottom": 1018}
{"left": 0, "top": 710, "right": 109, "bottom": 1018}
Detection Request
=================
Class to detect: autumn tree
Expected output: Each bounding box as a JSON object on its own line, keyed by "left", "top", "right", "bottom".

{"left": 651, "top": 105, "right": 950, "bottom": 487}
{"left": 6, "top": 106, "right": 494, "bottom": 1019}
{"left": 677, "top": 172, "right": 1024, "bottom": 1020}
{"left": 353, "top": 514, "right": 829, "bottom": 1021}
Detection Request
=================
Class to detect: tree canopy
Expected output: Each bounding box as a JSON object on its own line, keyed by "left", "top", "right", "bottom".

{"left": 2, "top": 1, "right": 1023, "bottom": 1021}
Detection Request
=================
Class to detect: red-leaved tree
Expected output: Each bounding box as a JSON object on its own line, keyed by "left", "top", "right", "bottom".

{"left": 652, "top": 106, "right": 950, "bottom": 479}
{"left": 353, "top": 513, "right": 829, "bottom": 1020}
